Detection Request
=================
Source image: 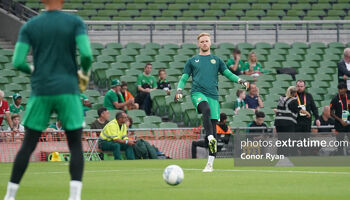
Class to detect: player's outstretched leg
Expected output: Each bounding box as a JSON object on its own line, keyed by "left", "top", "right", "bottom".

{"left": 4, "top": 128, "right": 42, "bottom": 200}
{"left": 65, "top": 128, "right": 84, "bottom": 200}
{"left": 197, "top": 101, "right": 217, "bottom": 172}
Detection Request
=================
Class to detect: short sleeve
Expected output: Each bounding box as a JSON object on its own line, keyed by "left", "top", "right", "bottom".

{"left": 218, "top": 58, "right": 228, "bottom": 74}
{"left": 18, "top": 24, "right": 30, "bottom": 44}
{"left": 243, "top": 62, "right": 249, "bottom": 72}
{"left": 75, "top": 17, "right": 87, "bottom": 37}
{"left": 4, "top": 101, "right": 9, "bottom": 112}
{"left": 330, "top": 96, "right": 337, "bottom": 111}
{"left": 152, "top": 76, "right": 157, "bottom": 88}
{"left": 137, "top": 74, "right": 142, "bottom": 86}
{"left": 183, "top": 59, "right": 192, "bottom": 75}
{"left": 226, "top": 58, "right": 233, "bottom": 67}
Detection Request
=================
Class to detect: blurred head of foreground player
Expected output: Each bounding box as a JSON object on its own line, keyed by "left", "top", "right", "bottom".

{"left": 197, "top": 33, "right": 211, "bottom": 55}
{"left": 42, "top": 0, "right": 64, "bottom": 10}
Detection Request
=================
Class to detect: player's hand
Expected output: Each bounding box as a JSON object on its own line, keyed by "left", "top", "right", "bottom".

{"left": 238, "top": 78, "right": 249, "bottom": 90}
{"left": 340, "top": 120, "right": 348, "bottom": 127}
{"left": 77, "top": 69, "right": 90, "bottom": 92}
{"left": 127, "top": 140, "right": 136, "bottom": 146}
{"left": 174, "top": 89, "right": 183, "bottom": 102}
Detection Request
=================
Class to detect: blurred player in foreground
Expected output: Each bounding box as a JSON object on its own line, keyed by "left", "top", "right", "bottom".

{"left": 175, "top": 33, "right": 249, "bottom": 172}
{"left": 4, "top": 0, "right": 92, "bottom": 199}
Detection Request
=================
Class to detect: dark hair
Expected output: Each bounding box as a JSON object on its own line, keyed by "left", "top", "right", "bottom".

{"left": 144, "top": 63, "right": 152, "bottom": 69}
{"left": 115, "top": 111, "right": 126, "bottom": 120}
{"left": 338, "top": 83, "right": 347, "bottom": 90}
{"left": 236, "top": 89, "right": 245, "bottom": 97}
{"left": 296, "top": 80, "right": 306, "bottom": 85}
{"left": 158, "top": 68, "right": 166, "bottom": 75}
{"left": 248, "top": 82, "right": 255, "bottom": 91}
{"left": 220, "top": 113, "right": 227, "bottom": 122}
{"left": 121, "top": 81, "right": 128, "bottom": 87}
{"left": 97, "top": 107, "right": 107, "bottom": 117}
{"left": 233, "top": 48, "right": 241, "bottom": 54}
{"left": 255, "top": 111, "right": 265, "bottom": 118}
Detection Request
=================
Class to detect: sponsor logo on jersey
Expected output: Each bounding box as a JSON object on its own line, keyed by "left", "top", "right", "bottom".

{"left": 197, "top": 97, "right": 202, "bottom": 101}
{"left": 195, "top": 59, "right": 199, "bottom": 63}
{"left": 210, "top": 59, "right": 216, "bottom": 64}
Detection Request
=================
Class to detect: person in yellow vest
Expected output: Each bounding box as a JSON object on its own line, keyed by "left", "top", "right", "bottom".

{"left": 98, "top": 112, "right": 135, "bottom": 160}
{"left": 192, "top": 113, "right": 233, "bottom": 158}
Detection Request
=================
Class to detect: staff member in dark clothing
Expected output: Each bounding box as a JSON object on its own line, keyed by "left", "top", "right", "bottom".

{"left": 275, "top": 86, "right": 308, "bottom": 156}
{"left": 296, "top": 80, "right": 320, "bottom": 131}
{"left": 296, "top": 80, "right": 318, "bottom": 155}
{"left": 330, "top": 83, "right": 350, "bottom": 155}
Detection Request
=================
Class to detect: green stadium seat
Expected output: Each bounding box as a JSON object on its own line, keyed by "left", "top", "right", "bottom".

{"left": 121, "top": 48, "right": 139, "bottom": 56}
{"left": 0, "top": 55, "right": 9, "bottom": 64}
{"left": 328, "top": 42, "right": 344, "bottom": 49}
{"left": 210, "top": 3, "right": 230, "bottom": 10}
{"left": 138, "top": 123, "right": 158, "bottom": 129}
{"left": 266, "top": 10, "right": 286, "bottom": 17}
{"left": 327, "top": 10, "right": 346, "bottom": 18}
{"left": 162, "top": 10, "right": 182, "bottom": 18}
{"left": 124, "top": 69, "right": 142, "bottom": 76}
{"left": 5, "top": 83, "right": 23, "bottom": 93}
{"left": 159, "top": 49, "right": 177, "bottom": 56}
{"left": 135, "top": 55, "right": 153, "bottom": 63}
{"left": 125, "top": 43, "right": 143, "bottom": 50}
{"left": 271, "top": 3, "right": 291, "bottom": 10}
{"left": 140, "top": 10, "right": 162, "bottom": 18}
{"left": 190, "top": 3, "right": 210, "bottom": 10}
{"left": 144, "top": 43, "right": 162, "bottom": 50}
{"left": 159, "top": 122, "right": 178, "bottom": 128}
{"left": 274, "top": 42, "right": 290, "bottom": 49}
{"left": 163, "top": 43, "right": 180, "bottom": 50}
{"left": 332, "top": 3, "right": 350, "bottom": 10}
{"left": 147, "top": 3, "right": 168, "bottom": 10}
{"left": 306, "top": 10, "right": 326, "bottom": 18}
{"left": 116, "top": 55, "right": 134, "bottom": 63}
{"left": 143, "top": 116, "right": 162, "bottom": 125}
{"left": 106, "top": 68, "right": 124, "bottom": 82}
{"left": 245, "top": 10, "right": 266, "bottom": 18}
{"left": 118, "top": 10, "right": 140, "bottom": 18}
{"left": 155, "top": 55, "right": 173, "bottom": 63}
{"left": 120, "top": 75, "right": 138, "bottom": 95}
{"left": 292, "top": 3, "right": 311, "bottom": 11}
{"left": 230, "top": 3, "right": 251, "bottom": 11}
{"left": 292, "top": 42, "right": 309, "bottom": 49}
{"left": 168, "top": 3, "right": 188, "bottom": 10}
{"left": 96, "top": 55, "right": 114, "bottom": 63}
{"left": 204, "top": 10, "right": 225, "bottom": 18}
{"left": 101, "top": 49, "right": 119, "bottom": 56}
{"left": 251, "top": 3, "right": 271, "bottom": 10}
{"left": 104, "top": 3, "right": 126, "bottom": 10}
{"left": 286, "top": 10, "right": 305, "bottom": 17}
{"left": 126, "top": 3, "right": 147, "bottom": 10}
{"left": 150, "top": 89, "right": 167, "bottom": 115}
{"left": 311, "top": 3, "right": 331, "bottom": 11}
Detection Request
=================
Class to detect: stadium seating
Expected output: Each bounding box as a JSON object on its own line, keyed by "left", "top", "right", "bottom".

{"left": 19, "top": 0, "right": 350, "bottom": 21}
{"left": 0, "top": 40, "right": 343, "bottom": 129}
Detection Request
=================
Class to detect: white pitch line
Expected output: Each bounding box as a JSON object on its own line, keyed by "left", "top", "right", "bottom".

{"left": 1, "top": 168, "right": 350, "bottom": 176}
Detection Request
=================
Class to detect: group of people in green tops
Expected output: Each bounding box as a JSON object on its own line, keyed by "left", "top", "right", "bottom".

{"left": 226, "top": 48, "right": 264, "bottom": 78}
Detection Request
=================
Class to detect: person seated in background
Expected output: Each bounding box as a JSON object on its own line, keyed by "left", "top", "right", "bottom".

{"left": 192, "top": 113, "right": 232, "bottom": 158}
{"left": 98, "top": 112, "right": 136, "bottom": 160}
{"left": 90, "top": 107, "right": 110, "bottom": 137}
{"left": 126, "top": 116, "right": 133, "bottom": 129}
{"left": 247, "top": 111, "right": 268, "bottom": 134}
{"left": 9, "top": 93, "right": 25, "bottom": 114}
{"left": 245, "top": 83, "right": 264, "bottom": 111}
{"left": 104, "top": 79, "right": 134, "bottom": 111}
{"left": 80, "top": 93, "right": 92, "bottom": 115}
{"left": 233, "top": 89, "right": 246, "bottom": 114}
{"left": 6, "top": 114, "right": 25, "bottom": 142}
{"left": 227, "top": 48, "right": 244, "bottom": 76}
{"left": 337, "top": 48, "right": 350, "bottom": 89}
{"left": 157, "top": 69, "right": 171, "bottom": 95}
{"left": 120, "top": 81, "right": 139, "bottom": 110}
{"left": 312, "top": 106, "right": 335, "bottom": 134}
{"left": 45, "top": 120, "right": 63, "bottom": 142}
{"left": 244, "top": 51, "right": 263, "bottom": 78}
{"left": 0, "top": 90, "right": 13, "bottom": 131}
{"left": 135, "top": 63, "right": 157, "bottom": 115}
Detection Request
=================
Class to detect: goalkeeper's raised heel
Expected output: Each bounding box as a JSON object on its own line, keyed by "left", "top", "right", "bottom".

{"left": 208, "top": 135, "right": 217, "bottom": 154}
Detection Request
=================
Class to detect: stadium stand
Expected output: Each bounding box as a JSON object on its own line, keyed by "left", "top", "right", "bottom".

{"left": 0, "top": 37, "right": 343, "bottom": 129}
{"left": 16, "top": 0, "right": 350, "bottom": 21}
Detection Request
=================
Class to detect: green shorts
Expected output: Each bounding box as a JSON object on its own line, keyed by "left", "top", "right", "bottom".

{"left": 23, "top": 94, "right": 84, "bottom": 131}
{"left": 191, "top": 92, "right": 220, "bottom": 120}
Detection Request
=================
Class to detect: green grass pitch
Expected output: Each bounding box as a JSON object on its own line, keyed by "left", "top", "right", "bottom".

{"left": 1, "top": 158, "right": 350, "bottom": 200}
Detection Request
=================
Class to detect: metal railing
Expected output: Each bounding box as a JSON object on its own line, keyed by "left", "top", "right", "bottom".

{"left": 85, "top": 20, "right": 350, "bottom": 44}
{"left": 0, "top": 0, "right": 37, "bottom": 21}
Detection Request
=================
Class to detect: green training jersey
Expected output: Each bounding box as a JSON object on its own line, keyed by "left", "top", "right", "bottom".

{"left": 183, "top": 54, "right": 227, "bottom": 100}
{"left": 9, "top": 104, "right": 25, "bottom": 114}
{"left": 242, "top": 62, "right": 263, "bottom": 72}
{"left": 227, "top": 58, "right": 244, "bottom": 73}
{"left": 17, "top": 10, "right": 87, "bottom": 96}
{"left": 104, "top": 89, "right": 124, "bottom": 110}
{"left": 137, "top": 73, "right": 157, "bottom": 89}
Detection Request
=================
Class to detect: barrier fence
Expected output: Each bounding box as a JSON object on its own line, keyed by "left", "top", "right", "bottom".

{"left": 0, "top": 127, "right": 201, "bottom": 162}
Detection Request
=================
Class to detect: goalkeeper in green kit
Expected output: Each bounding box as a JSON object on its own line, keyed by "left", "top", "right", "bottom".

{"left": 4, "top": 0, "right": 92, "bottom": 200}
{"left": 175, "top": 33, "right": 249, "bottom": 172}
